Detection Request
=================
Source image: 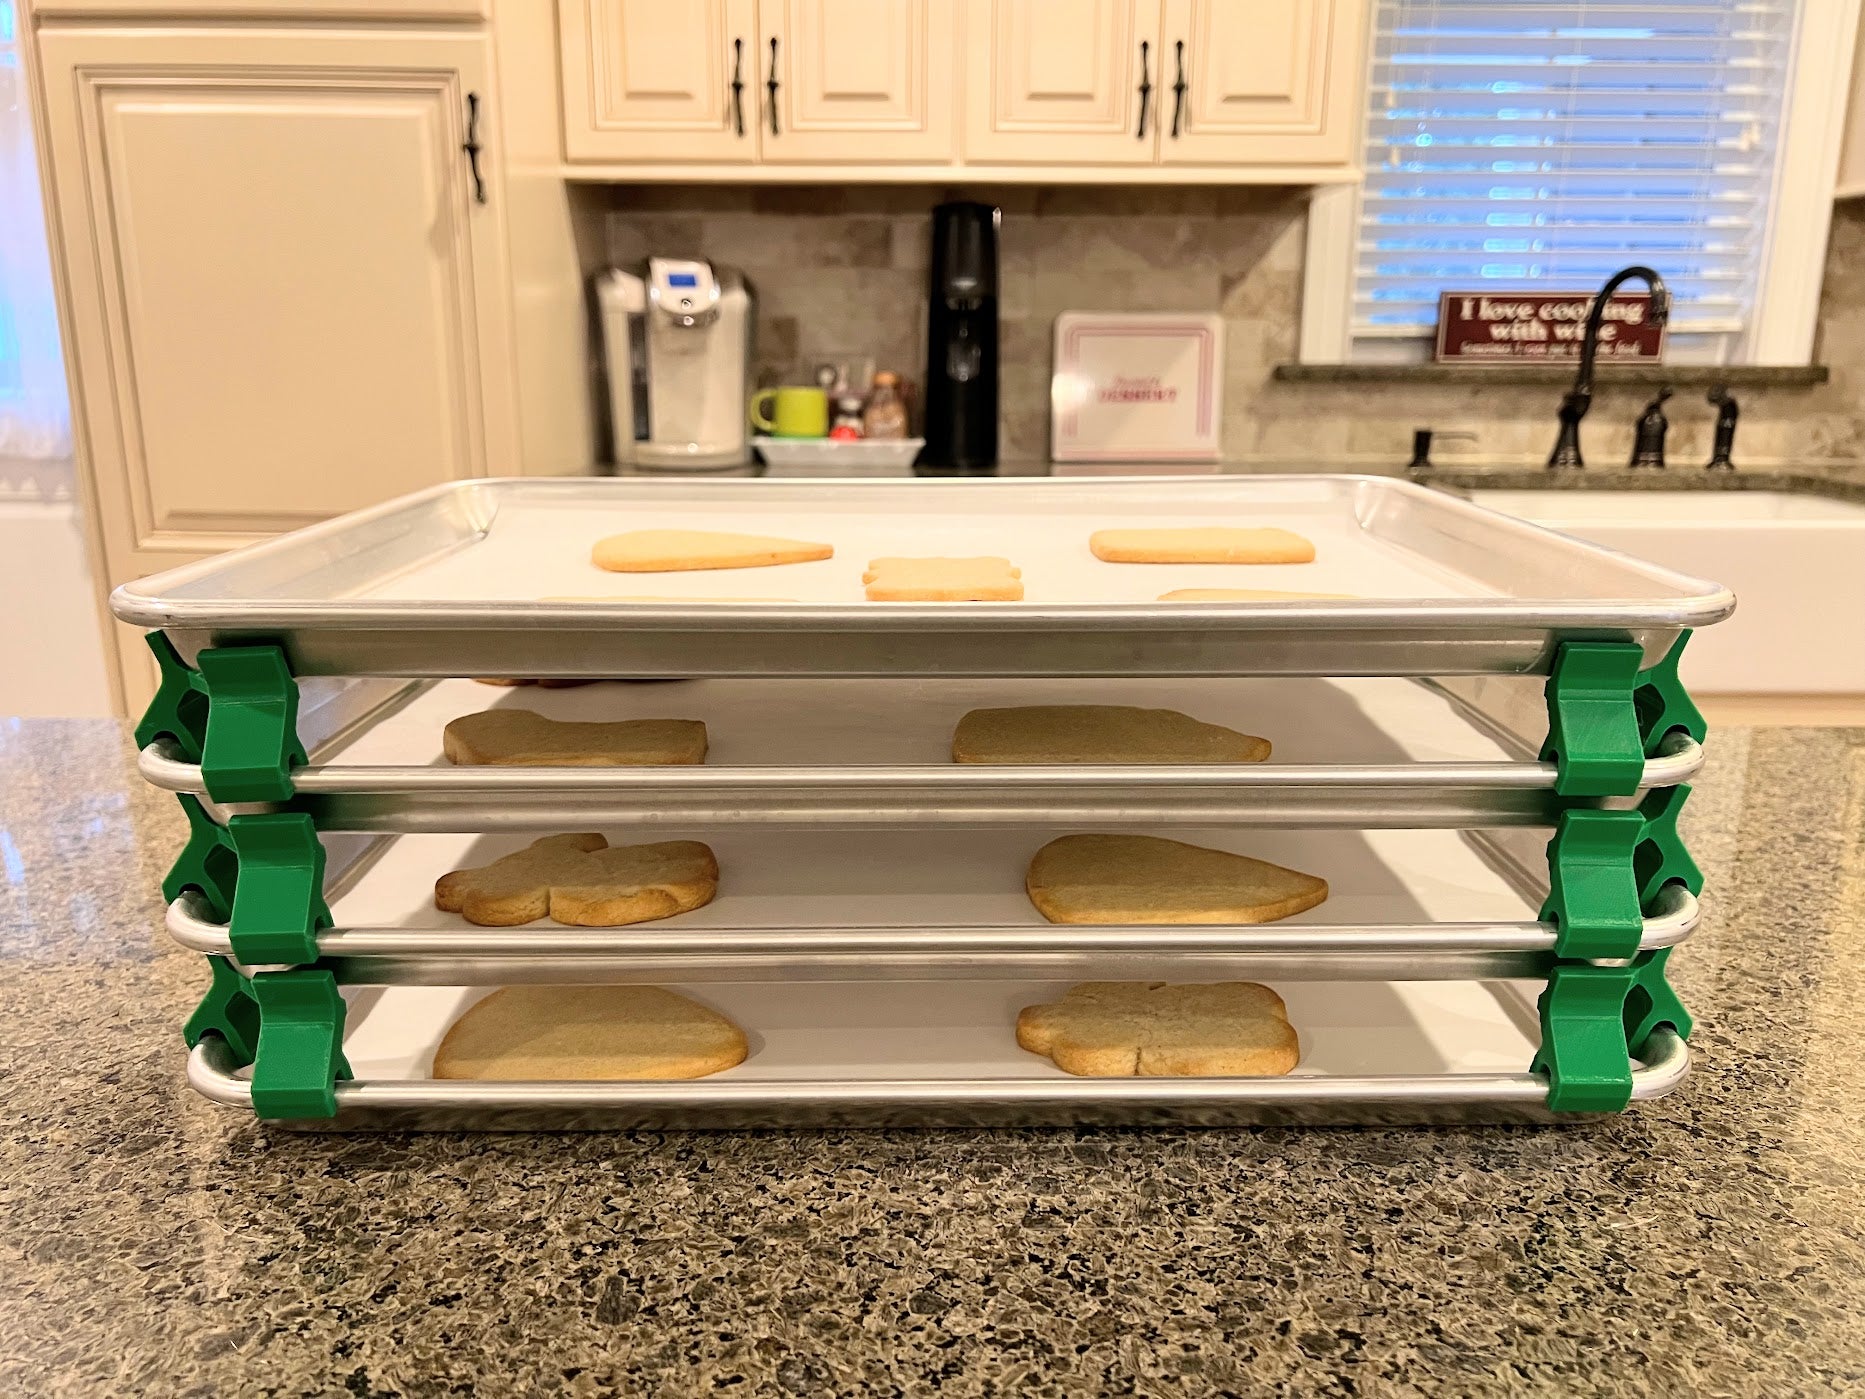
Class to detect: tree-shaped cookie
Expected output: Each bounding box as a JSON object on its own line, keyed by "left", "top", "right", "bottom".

{"left": 434, "top": 833, "right": 719, "bottom": 926}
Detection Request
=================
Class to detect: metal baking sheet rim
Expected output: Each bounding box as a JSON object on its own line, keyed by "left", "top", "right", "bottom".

{"left": 132, "top": 620, "right": 1705, "bottom": 681}
{"left": 107, "top": 474, "right": 1736, "bottom": 677}
{"left": 137, "top": 733, "right": 1705, "bottom": 831}
{"left": 163, "top": 883, "right": 1700, "bottom": 982}
{"left": 184, "top": 1029, "right": 1690, "bottom": 1130}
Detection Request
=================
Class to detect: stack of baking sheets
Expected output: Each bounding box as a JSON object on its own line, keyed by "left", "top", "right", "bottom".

{"left": 115, "top": 475, "right": 1732, "bottom": 1128}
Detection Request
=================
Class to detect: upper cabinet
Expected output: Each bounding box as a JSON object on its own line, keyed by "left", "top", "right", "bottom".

{"left": 561, "top": 0, "right": 759, "bottom": 163}
{"left": 762, "top": 0, "right": 957, "bottom": 163}
{"left": 1159, "top": 0, "right": 1364, "bottom": 167}
{"left": 562, "top": 0, "right": 953, "bottom": 165}
{"left": 963, "top": 0, "right": 1162, "bottom": 165}
{"left": 558, "top": 0, "right": 1367, "bottom": 179}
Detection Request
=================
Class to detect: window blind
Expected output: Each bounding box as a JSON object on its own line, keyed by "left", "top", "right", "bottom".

{"left": 0, "top": 0, "right": 73, "bottom": 461}
{"left": 1356, "top": 0, "right": 1796, "bottom": 340}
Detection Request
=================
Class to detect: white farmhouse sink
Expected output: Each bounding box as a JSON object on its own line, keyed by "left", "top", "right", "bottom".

{"left": 1467, "top": 488, "right": 1865, "bottom": 695}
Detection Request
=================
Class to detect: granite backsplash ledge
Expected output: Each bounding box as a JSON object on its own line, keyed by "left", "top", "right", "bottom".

{"left": 602, "top": 185, "right": 1865, "bottom": 476}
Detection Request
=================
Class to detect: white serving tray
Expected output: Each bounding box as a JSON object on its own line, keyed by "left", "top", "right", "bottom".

{"left": 753, "top": 438, "right": 925, "bottom": 475}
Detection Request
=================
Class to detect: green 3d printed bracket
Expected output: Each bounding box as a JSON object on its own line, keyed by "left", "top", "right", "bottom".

{"left": 1541, "top": 634, "right": 1705, "bottom": 797}
{"left": 1534, "top": 950, "right": 1693, "bottom": 1113}
{"left": 163, "top": 799, "right": 331, "bottom": 964}
{"left": 1534, "top": 779, "right": 1702, "bottom": 1111}
{"left": 135, "top": 632, "right": 306, "bottom": 803}
{"left": 1542, "top": 786, "right": 1703, "bottom": 959}
{"left": 185, "top": 959, "right": 350, "bottom": 1120}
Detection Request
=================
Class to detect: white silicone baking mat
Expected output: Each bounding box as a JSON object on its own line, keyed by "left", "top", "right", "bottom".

{"left": 323, "top": 825, "right": 1536, "bottom": 933}
{"left": 334, "top": 978, "right": 1541, "bottom": 1082}
{"left": 316, "top": 675, "right": 1517, "bottom": 769}
{"left": 361, "top": 485, "right": 1496, "bottom": 607}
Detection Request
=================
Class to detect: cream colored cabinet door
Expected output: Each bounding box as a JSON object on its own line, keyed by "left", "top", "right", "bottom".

{"left": 561, "top": 0, "right": 760, "bottom": 162}
{"left": 964, "top": 0, "right": 1163, "bottom": 165}
{"left": 1158, "top": 0, "right": 1367, "bottom": 167}
{"left": 34, "top": 27, "right": 516, "bottom": 669}
{"left": 757, "top": 0, "right": 956, "bottom": 163}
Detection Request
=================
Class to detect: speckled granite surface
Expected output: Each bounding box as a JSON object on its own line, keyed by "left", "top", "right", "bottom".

{"left": 1414, "top": 468, "right": 1865, "bottom": 505}
{"left": 2, "top": 719, "right": 1863, "bottom": 1396}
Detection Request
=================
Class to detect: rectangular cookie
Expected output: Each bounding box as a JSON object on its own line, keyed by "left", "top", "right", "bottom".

{"left": 443, "top": 708, "right": 707, "bottom": 766}
{"left": 953, "top": 705, "right": 1270, "bottom": 764}
{"left": 1158, "top": 588, "right": 1350, "bottom": 602}
{"left": 1090, "top": 527, "right": 1315, "bottom": 565}
{"left": 863, "top": 556, "right": 1024, "bottom": 601}
{"left": 592, "top": 529, "right": 833, "bottom": 572}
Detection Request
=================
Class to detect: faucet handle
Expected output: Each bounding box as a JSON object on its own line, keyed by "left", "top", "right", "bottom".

{"left": 1706, "top": 385, "right": 1738, "bottom": 470}
{"left": 1407, "top": 427, "right": 1478, "bottom": 471}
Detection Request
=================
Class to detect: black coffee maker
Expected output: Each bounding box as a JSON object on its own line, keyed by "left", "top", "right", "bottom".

{"left": 919, "top": 201, "right": 1000, "bottom": 474}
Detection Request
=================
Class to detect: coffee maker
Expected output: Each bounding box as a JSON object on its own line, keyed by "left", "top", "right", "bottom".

{"left": 920, "top": 202, "right": 1000, "bottom": 474}
{"left": 598, "top": 257, "right": 754, "bottom": 471}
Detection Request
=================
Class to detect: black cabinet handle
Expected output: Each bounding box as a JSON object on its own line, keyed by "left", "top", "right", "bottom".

{"left": 767, "top": 37, "right": 780, "bottom": 136}
{"left": 1171, "top": 40, "right": 1187, "bottom": 137}
{"left": 730, "top": 38, "right": 746, "bottom": 136}
{"left": 1136, "top": 40, "right": 1152, "bottom": 138}
{"left": 462, "top": 91, "right": 486, "bottom": 204}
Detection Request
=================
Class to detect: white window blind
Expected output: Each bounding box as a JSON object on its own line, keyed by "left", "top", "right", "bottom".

{"left": 1356, "top": 0, "right": 1797, "bottom": 346}
{"left": 1, "top": 0, "right": 73, "bottom": 463}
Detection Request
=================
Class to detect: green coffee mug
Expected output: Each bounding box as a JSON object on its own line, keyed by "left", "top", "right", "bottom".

{"left": 749, "top": 385, "right": 829, "bottom": 438}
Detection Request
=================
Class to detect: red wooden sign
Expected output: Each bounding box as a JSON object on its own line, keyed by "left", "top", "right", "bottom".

{"left": 1434, "top": 291, "right": 1666, "bottom": 363}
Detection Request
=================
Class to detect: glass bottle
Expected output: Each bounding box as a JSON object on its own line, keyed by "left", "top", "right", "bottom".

{"left": 863, "top": 372, "right": 909, "bottom": 440}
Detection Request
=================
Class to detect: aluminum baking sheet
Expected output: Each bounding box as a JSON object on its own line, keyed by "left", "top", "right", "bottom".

{"left": 138, "top": 673, "right": 1702, "bottom": 831}
{"left": 164, "top": 824, "right": 1698, "bottom": 985}
{"left": 183, "top": 982, "right": 1690, "bottom": 1129}
{"left": 111, "top": 476, "right": 1734, "bottom": 679}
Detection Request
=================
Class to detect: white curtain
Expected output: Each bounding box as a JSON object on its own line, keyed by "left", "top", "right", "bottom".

{"left": 0, "top": 1, "right": 71, "bottom": 464}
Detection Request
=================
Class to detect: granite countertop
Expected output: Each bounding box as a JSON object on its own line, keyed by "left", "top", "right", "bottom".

{"left": 4, "top": 719, "right": 1864, "bottom": 1395}
{"left": 1412, "top": 467, "right": 1865, "bottom": 503}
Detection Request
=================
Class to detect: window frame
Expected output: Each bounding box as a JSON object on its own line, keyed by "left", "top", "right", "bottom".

{"left": 1298, "top": 0, "right": 1864, "bottom": 367}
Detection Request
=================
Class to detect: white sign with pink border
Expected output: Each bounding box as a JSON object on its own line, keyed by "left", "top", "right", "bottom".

{"left": 1050, "top": 312, "right": 1225, "bottom": 464}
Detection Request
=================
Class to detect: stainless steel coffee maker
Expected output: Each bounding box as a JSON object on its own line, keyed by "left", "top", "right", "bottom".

{"left": 598, "top": 258, "right": 755, "bottom": 471}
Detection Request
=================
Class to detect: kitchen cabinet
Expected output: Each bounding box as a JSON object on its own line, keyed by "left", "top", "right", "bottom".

{"left": 965, "top": 0, "right": 1363, "bottom": 169}
{"left": 33, "top": 24, "right": 517, "bottom": 697}
{"left": 962, "top": 0, "right": 1160, "bottom": 164}
{"left": 556, "top": 0, "right": 1366, "bottom": 177}
{"left": 761, "top": 0, "right": 956, "bottom": 163}
{"left": 563, "top": 0, "right": 951, "bottom": 165}
{"left": 1836, "top": 10, "right": 1865, "bottom": 199}
{"left": 1158, "top": 0, "right": 1363, "bottom": 167}
{"left": 560, "top": 0, "right": 759, "bottom": 163}
{"left": 31, "top": 0, "right": 486, "bottom": 15}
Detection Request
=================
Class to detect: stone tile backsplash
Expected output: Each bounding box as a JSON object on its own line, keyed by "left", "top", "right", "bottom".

{"left": 603, "top": 185, "right": 1865, "bottom": 477}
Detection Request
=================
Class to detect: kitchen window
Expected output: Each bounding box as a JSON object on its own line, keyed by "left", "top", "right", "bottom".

{"left": 0, "top": 0, "right": 70, "bottom": 468}
{"left": 1299, "top": 0, "right": 1862, "bottom": 366}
